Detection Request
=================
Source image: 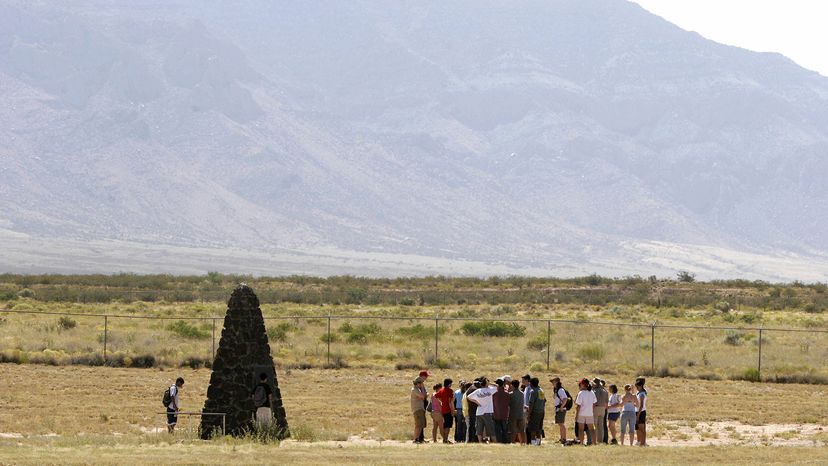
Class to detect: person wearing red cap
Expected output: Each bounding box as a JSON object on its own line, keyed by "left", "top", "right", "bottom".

{"left": 575, "top": 378, "right": 597, "bottom": 446}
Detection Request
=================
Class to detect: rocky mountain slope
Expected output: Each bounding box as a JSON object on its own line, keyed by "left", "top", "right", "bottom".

{"left": 1, "top": 0, "right": 827, "bottom": 280}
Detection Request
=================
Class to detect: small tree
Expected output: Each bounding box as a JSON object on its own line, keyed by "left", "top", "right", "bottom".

{"left": 677, "top": 270, "right": 696, "bottom": 283}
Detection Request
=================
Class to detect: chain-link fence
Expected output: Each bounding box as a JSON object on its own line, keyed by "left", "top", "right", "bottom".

{"left": 1, "top": 308, "right": 826, "bottom": 382}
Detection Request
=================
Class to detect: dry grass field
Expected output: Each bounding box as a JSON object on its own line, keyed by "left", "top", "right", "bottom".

{"left": 0, "top": 364, "right": 827, "bottom": 464}
{"left": 2, "top": 300, "right": 826, "bottom": 383}
{"left": 1, "top": 276, "right": 827, "bottom": 464}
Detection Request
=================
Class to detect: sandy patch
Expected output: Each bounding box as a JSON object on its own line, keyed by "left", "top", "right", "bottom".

{"left": 279, "top": 422, "right": 826, "bottom": 448}
{"left": 651, "top": 421, "right": 825, "bottom": 447}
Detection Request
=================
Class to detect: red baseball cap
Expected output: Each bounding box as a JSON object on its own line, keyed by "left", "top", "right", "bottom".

{"left": 419, "top": 370, "right": 430, "bottom": 377}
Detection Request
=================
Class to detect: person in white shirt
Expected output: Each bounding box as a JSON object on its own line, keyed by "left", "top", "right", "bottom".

{"left": 167, "top": 377, "right": 184, "bottom": 433}
{"left": 607, "top": 384, "right": 623, "bottom": 444}
{"left": 574, "top": 378, "right": 597, "bottom": 445}
{"left": 549, "top": 377, "right": 569, "bottom": 444}
{"left": 467, "top": 377, "right": 497, "bottom": 443}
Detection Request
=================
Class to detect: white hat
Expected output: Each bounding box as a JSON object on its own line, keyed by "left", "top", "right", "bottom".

{"left": 502, "top": 375, "right": 512, "bottom": 382}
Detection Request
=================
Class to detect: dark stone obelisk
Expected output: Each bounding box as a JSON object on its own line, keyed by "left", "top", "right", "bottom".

{"left": 200, "top": 284, "right": 288, "bottom": 438}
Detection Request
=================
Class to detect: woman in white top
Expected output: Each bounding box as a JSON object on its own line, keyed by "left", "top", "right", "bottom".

{"left": 606, "top": 384, "right": 622, "bottom": 445}
{"left": 574, "top": 378, "right": 597, "bottom": 446}
{"left": 620, "top": 384, "right": 639, "bottom": 446}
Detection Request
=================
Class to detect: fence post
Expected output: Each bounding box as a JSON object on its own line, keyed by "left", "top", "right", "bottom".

{"left": 650, "top": 323, "right": 655, "bottom": 372}
{"left": 103, "top": 315, "right": 108, "bottom": 362}
{"left": 326, "top": 315, "right": 331, "bottom": 366}
{"left": 546, "top": 320, "right": 551, "bottom": 370}
{"left": 212, "top": 318, "right": 216, "bottom": 358}
{"left": 758, "top": 327, "right": 763, "bottom": 380}
{"left": 434, "top": 317, "right": 439, "bottom": 362}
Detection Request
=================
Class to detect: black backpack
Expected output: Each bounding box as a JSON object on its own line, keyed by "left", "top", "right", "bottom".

{"left": 162, "top": 386, "right": 173, "bottom": 407}
{"left": 562, "top": 388, "right": 573, "bottom": 411}
{"left": 253, "top": 385, "right": 267, "bottom": 407}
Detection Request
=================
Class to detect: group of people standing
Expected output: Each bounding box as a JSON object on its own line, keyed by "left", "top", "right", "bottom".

{"left": 410, "top": 370, "right": 649, "bottom": 447}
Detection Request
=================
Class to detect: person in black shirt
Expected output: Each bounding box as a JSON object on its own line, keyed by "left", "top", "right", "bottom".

{"left": 253, "top": 373, "right": 273, "bottom": 428}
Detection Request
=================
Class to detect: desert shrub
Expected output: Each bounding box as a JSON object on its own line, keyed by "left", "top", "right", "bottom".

{"left": 167, "top": 320, "right": 210, "bottom": 339}
{"left": 577, "top": 343, "right": 606, "bottom": 361}
{"left": 766, "top": 373, "right": 828, "bottom": 385}
{"left": 70, "top": 353, "right": 106, "bottom": 366}
{"left": 724, "top": 330, "right": 744, "bottom": 346}
{"left": 803, "top": 303, "right": 823, "bottom": 314}
{"left": 394, "top": 362, "right": 421, "bottom": 370}
{"left": 461, "top": 321, "right": 525, "bottom": 337}
{"left": 713, "top": 301, "right": 731, "bottom": 313}
{"left": 677, "top": 271, "right": 696, "bottom": 283}
{"left": 319, "top": 333, "right": 339, "bottom": 343}
{"left": 267, "top": 322, "right": 296, "bottom": 342}
{"left": 323, "top": 355, "right": 349, "bottom": 369}
{"left": 529, "top": 361, "right": 545, "bottom": 372}
{"left": 398, "top": 297, "right": 415, "bottom": 306}
{"left": 396, "top": 324, "right": 440, "bottom": 340}
{"left": 130, "top": 354, "right": 157, "bottom": 368}
{"left": 732, "top": 368, "right": 761, "bottom": 382}
{"left": 339, "top": 322, "right": 382, "bottom": 344}
{"left": 181, "top": 356, "right": 211, "bottom": 369}
{"left": 57, "top": 316, "right": 77, "bottom": 330}
{"left": 17, "top": 288, "right": 35, "bottom": 298}
{"left": 526, "top": 335, "right": 547, "bottom": 351}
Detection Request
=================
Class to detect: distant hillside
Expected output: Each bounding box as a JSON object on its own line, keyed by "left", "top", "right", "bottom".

{"left": 1, "top": 0, "right": 827, "bottom": 280}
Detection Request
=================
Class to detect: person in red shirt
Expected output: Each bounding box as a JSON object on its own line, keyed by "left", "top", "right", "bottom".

{"left": 435, "top": 378, "right": 457, "bottom": 443}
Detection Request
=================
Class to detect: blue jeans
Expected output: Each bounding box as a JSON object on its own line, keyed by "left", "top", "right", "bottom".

{"left": 454, "top": 411, "right": 466, "bottom": 442}
{"left": 620, "top": 411, "right": 636, "bottom": 434}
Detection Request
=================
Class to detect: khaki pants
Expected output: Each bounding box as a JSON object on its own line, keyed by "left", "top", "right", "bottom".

{"left": 593, "top": 408, "right": 606, "bottom": 444}
{"left": 256, "top": 407, "right": 273, "bottom": 428}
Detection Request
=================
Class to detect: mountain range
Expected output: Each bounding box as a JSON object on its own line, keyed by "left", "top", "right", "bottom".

{"left": 2, "top": 0, "right": 828, "bottom": 281}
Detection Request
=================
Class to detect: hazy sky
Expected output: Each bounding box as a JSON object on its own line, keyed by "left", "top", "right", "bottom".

{"left": 632, "top": 0, "right": 828, "bottom": 76}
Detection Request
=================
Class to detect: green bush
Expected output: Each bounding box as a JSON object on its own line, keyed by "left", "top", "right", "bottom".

{"left": 57, "top": 316, "right": 77, "bottom": 330}
{"left": 526, "top": 335, "right": 547, "bottom": 351}
{"left": 167, "top": 320, "right": 210, "bottom": 339}
{"left": 713, "top": 301, "right": 731, "bottom": 313}
{"left": 396, "top": 324, "right": 439, "bottom": 340}
{"left": 577, "top": 343, "right": 606, "bottom": 361}
{"left": 267, "top": 322, "right": 297, "bottom": 342}
{"left": 724, "top": 330, "right": 744, "bottom": 346}
{"left": 733, "top": 368, "right": 761, "bottom": 382}
{"left": 461, "top": 321, "right": 525, "bottom": 337}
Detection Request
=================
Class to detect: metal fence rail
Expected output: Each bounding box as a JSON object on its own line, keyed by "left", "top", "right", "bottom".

{"left": 2, "top": 308, "right": 826, "bottom": 380}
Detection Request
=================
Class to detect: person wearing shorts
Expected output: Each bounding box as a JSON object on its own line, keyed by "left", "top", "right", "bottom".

{"left": 468, "top": 377, "right": 497, "bottom": 443}
{"left": 574, "top": 378, "right": 597, "bottom": 446}
{"left": 607, "top": 384, "right": 622, "bottom": 444}
{"left": 635, "top": 377, "right": 648, "bottom": 446}
{"left": 550, "top": 377, "right": 569, "bottom": 444}
{"left": 435, "top": 378, "right": 456, "bottom": 443}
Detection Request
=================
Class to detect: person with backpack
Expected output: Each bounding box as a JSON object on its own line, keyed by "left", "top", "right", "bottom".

{"left": 252, "top": 373, "right": 273, "bottom": 428}
{"left": 163, "top": 377, "right": 184, "bottom": 433}
{"left": 549, "top": 377, "right": 572, "bottom": 444}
